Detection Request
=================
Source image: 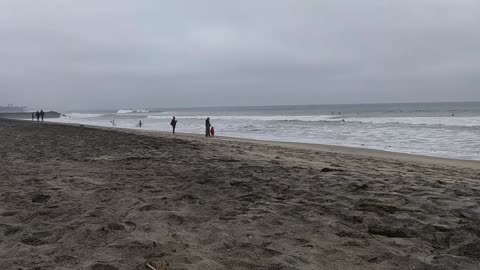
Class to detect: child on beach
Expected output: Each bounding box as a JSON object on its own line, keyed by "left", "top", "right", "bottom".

{"left": 210, "top": 126, "right": 215, "bottom": 137}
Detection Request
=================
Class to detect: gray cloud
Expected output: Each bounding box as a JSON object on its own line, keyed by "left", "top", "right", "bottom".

{"left": 1, "top": 0, "right": 479, "bottom": 110}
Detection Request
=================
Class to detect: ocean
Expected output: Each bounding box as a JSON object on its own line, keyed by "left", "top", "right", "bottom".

{"left": 47, "top": 102, "right": 480, "bottom": 160}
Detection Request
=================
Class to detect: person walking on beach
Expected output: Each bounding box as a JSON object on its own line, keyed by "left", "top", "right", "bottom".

{"left": 210, "top": 126, "right": 215, "bottom": 137}
{"left": 35, "top": 110, "right": 40, "bottom": 122}
{"left": 138, "top": 120, "right": 142, "bottom": 128}
{"left": 40, "top": 109, "right": 45, "bottom": 122}
{"left": 31, "top": 112, "right": 34, "bottom": 121}
{"left": 170, "top": 117, "right": 177, "bottom": 134}
{"left": 205, "top": 117, "right": 211, "bottom": 137}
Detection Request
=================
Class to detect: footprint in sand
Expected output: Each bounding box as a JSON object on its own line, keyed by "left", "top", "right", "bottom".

{"left": 54, "top": 255, "right": 79, "bottom": 267}
{"left": 0, "top": 211, "right": 17, "bottom": 217}
{"left": 124, "top": 221, "right": 136, "bottom": 232}
{"left": 106, "top": 223, "right": 125, "bottom": 231}
{"left": 21, "top": 236, "right": 45, "bottom": 246}
{"left": 138, "top": 204, "right": 161, "bottom": 211}
{"left": 31, "top": 194, "right": 51, "bottom": 203}
{"left": 90, "top": 263, "right": 119, "bottom": 270}
{"left": 4, "top": 226, "right": 22, "bottom": 236}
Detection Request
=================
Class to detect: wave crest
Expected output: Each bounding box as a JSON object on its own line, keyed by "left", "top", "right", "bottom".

{"left": 116, "top": 109, "right": 150, "bottom": 114}
{"left": 63, "top": 113, "right": 104, "bottom": 118}
{"left": 147, "top": 115, "right": 336, "bottom": 121}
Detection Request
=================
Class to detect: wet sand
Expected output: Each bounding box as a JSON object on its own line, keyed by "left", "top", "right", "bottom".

{"left": 1, "top": 118, "right": 480, "bottom": 270}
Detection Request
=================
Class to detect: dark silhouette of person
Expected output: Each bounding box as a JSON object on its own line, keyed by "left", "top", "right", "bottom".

{"left": 205, "top": 117, "right": 211, "bottom": 137}
{"left": 138, "top": 120, "right": 142, "bottom": 128}
{"left": 210, "top": 126, "right": 215, "bottom": 137}
{"left": 31, "top": 113, "right": 34, "bottom": 121}
{"left": 35, "top": 110, "right": 40, "bottom": 122}
{"left": 40, "top": 110, "right": 45, "bottom": 122}
{"left": 170, "top": 117, "right": 177, "bottom": 134}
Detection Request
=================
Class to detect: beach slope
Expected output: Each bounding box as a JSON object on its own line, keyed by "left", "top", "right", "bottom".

{"left": 1, "top": 119, "right": 479, "bottom": 270}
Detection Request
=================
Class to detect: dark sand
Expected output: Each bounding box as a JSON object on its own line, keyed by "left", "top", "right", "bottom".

{"left": 1, "top": 118, "right": 480, "bottom": 270}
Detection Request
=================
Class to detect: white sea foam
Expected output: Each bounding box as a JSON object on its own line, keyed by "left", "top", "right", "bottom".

{"left": 63, "top": 113, "right": 104, "bottom": 118}
{"left": 116, "top": 109, "right": 150, "bottom": 114}
{"left": 347, "top": 116, "right": 480, "bottom": 127}
{"left": 147, "top": 115, "right": 336, "bottom": 121}
{"left": 146, "top": 114, "right": 480, "bottom": 127}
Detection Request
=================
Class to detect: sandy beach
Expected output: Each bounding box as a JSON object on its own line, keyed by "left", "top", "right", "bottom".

{"left": 1, "top": 118, "right": 480, "bottom": 270}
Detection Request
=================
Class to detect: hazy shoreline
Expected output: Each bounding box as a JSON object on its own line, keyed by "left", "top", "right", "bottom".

{"left": 39, "top": 119, "right": 480, "bottom": 168}
{"left": 16, "top": 102, "right": 477, "bottom": 161}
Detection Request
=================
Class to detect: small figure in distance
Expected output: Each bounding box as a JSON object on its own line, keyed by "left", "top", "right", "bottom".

{"left": 110, "top": 120, "right": 115, "bottom": 126}
{"left": 35, "top": 110, "right": 40, "bottom": 122}
{"left": 341, "top": 119, "right": 345, "bottom": 122}
{"left": 205, "top": 117, "right": 211, "bottom": 137}
{"left": 210, "top": 126, "right": 215, "bottom": 137}
{"left": 452, "top": 113, "right": 455, "bottom": 117}
{"left": 170, "top": 116, "right": 177, "bottom": 134}
{"left": 31, "top": 112, "right": 34, "bottom": 121}
{"left": 138, "top": 120, "right": 142, "bottom": 128}
{"left": 40, "top": 109, "right": 45, "bottom": 122}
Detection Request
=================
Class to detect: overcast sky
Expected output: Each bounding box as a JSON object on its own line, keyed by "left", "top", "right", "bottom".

{"left": 1, "top": 0, "right": 479, "bottom": 110}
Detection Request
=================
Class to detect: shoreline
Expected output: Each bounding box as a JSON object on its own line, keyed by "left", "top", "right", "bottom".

{"left": 39, "top": 119, "right": 480, "bottom": 169}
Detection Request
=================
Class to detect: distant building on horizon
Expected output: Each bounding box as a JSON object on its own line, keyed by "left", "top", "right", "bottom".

{"left": 0, "top": 104, "right": 27, "bottom": 113}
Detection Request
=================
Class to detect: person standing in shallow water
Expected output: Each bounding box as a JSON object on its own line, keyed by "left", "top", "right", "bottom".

{"left": 35, "top": 111, "right": 40, "bottom": 122}
{"left": 170, "top": 117, "right": 177, "bottom": 134}
{"left": 205, "top": 117, "right": 211, "bottom": 137}
{"left": 40, "top": 110, "right": 45, "bottom": 122}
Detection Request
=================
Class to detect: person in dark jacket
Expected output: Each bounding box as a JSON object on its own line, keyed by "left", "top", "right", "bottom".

{"left": 205, "top": 117, "right": 211, "bottom": 137}
{"left": 31, "top": 113, "right": 34, "bottom": 121}
{"left": 170, "top": 117, "right": 177, "bottom": 134}
{"left": 40, "top": 110, "right": 45, "bottom": 122}
{"left": 35, "top": 111, "right": 40, "bottom": 122}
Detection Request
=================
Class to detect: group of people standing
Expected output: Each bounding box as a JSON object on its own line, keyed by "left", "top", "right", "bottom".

{"left": 205, "top": 117, "right": 214, "bottom": 137}
{"left": 31, "top": 110, "right": 45, "bottom": 122}
{"left": 170, "top": 116, "right": 214, "bottom": 137}
{"left": 133, "top": 116, "right": 215, "bottom": 137}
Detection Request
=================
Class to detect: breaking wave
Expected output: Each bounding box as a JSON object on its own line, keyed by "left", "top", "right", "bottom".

{"left": 116, "top": 109, "right": 150, "bottom": 114}
{"left": 63, "top": 113, "right": 104, "bottom": 118}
